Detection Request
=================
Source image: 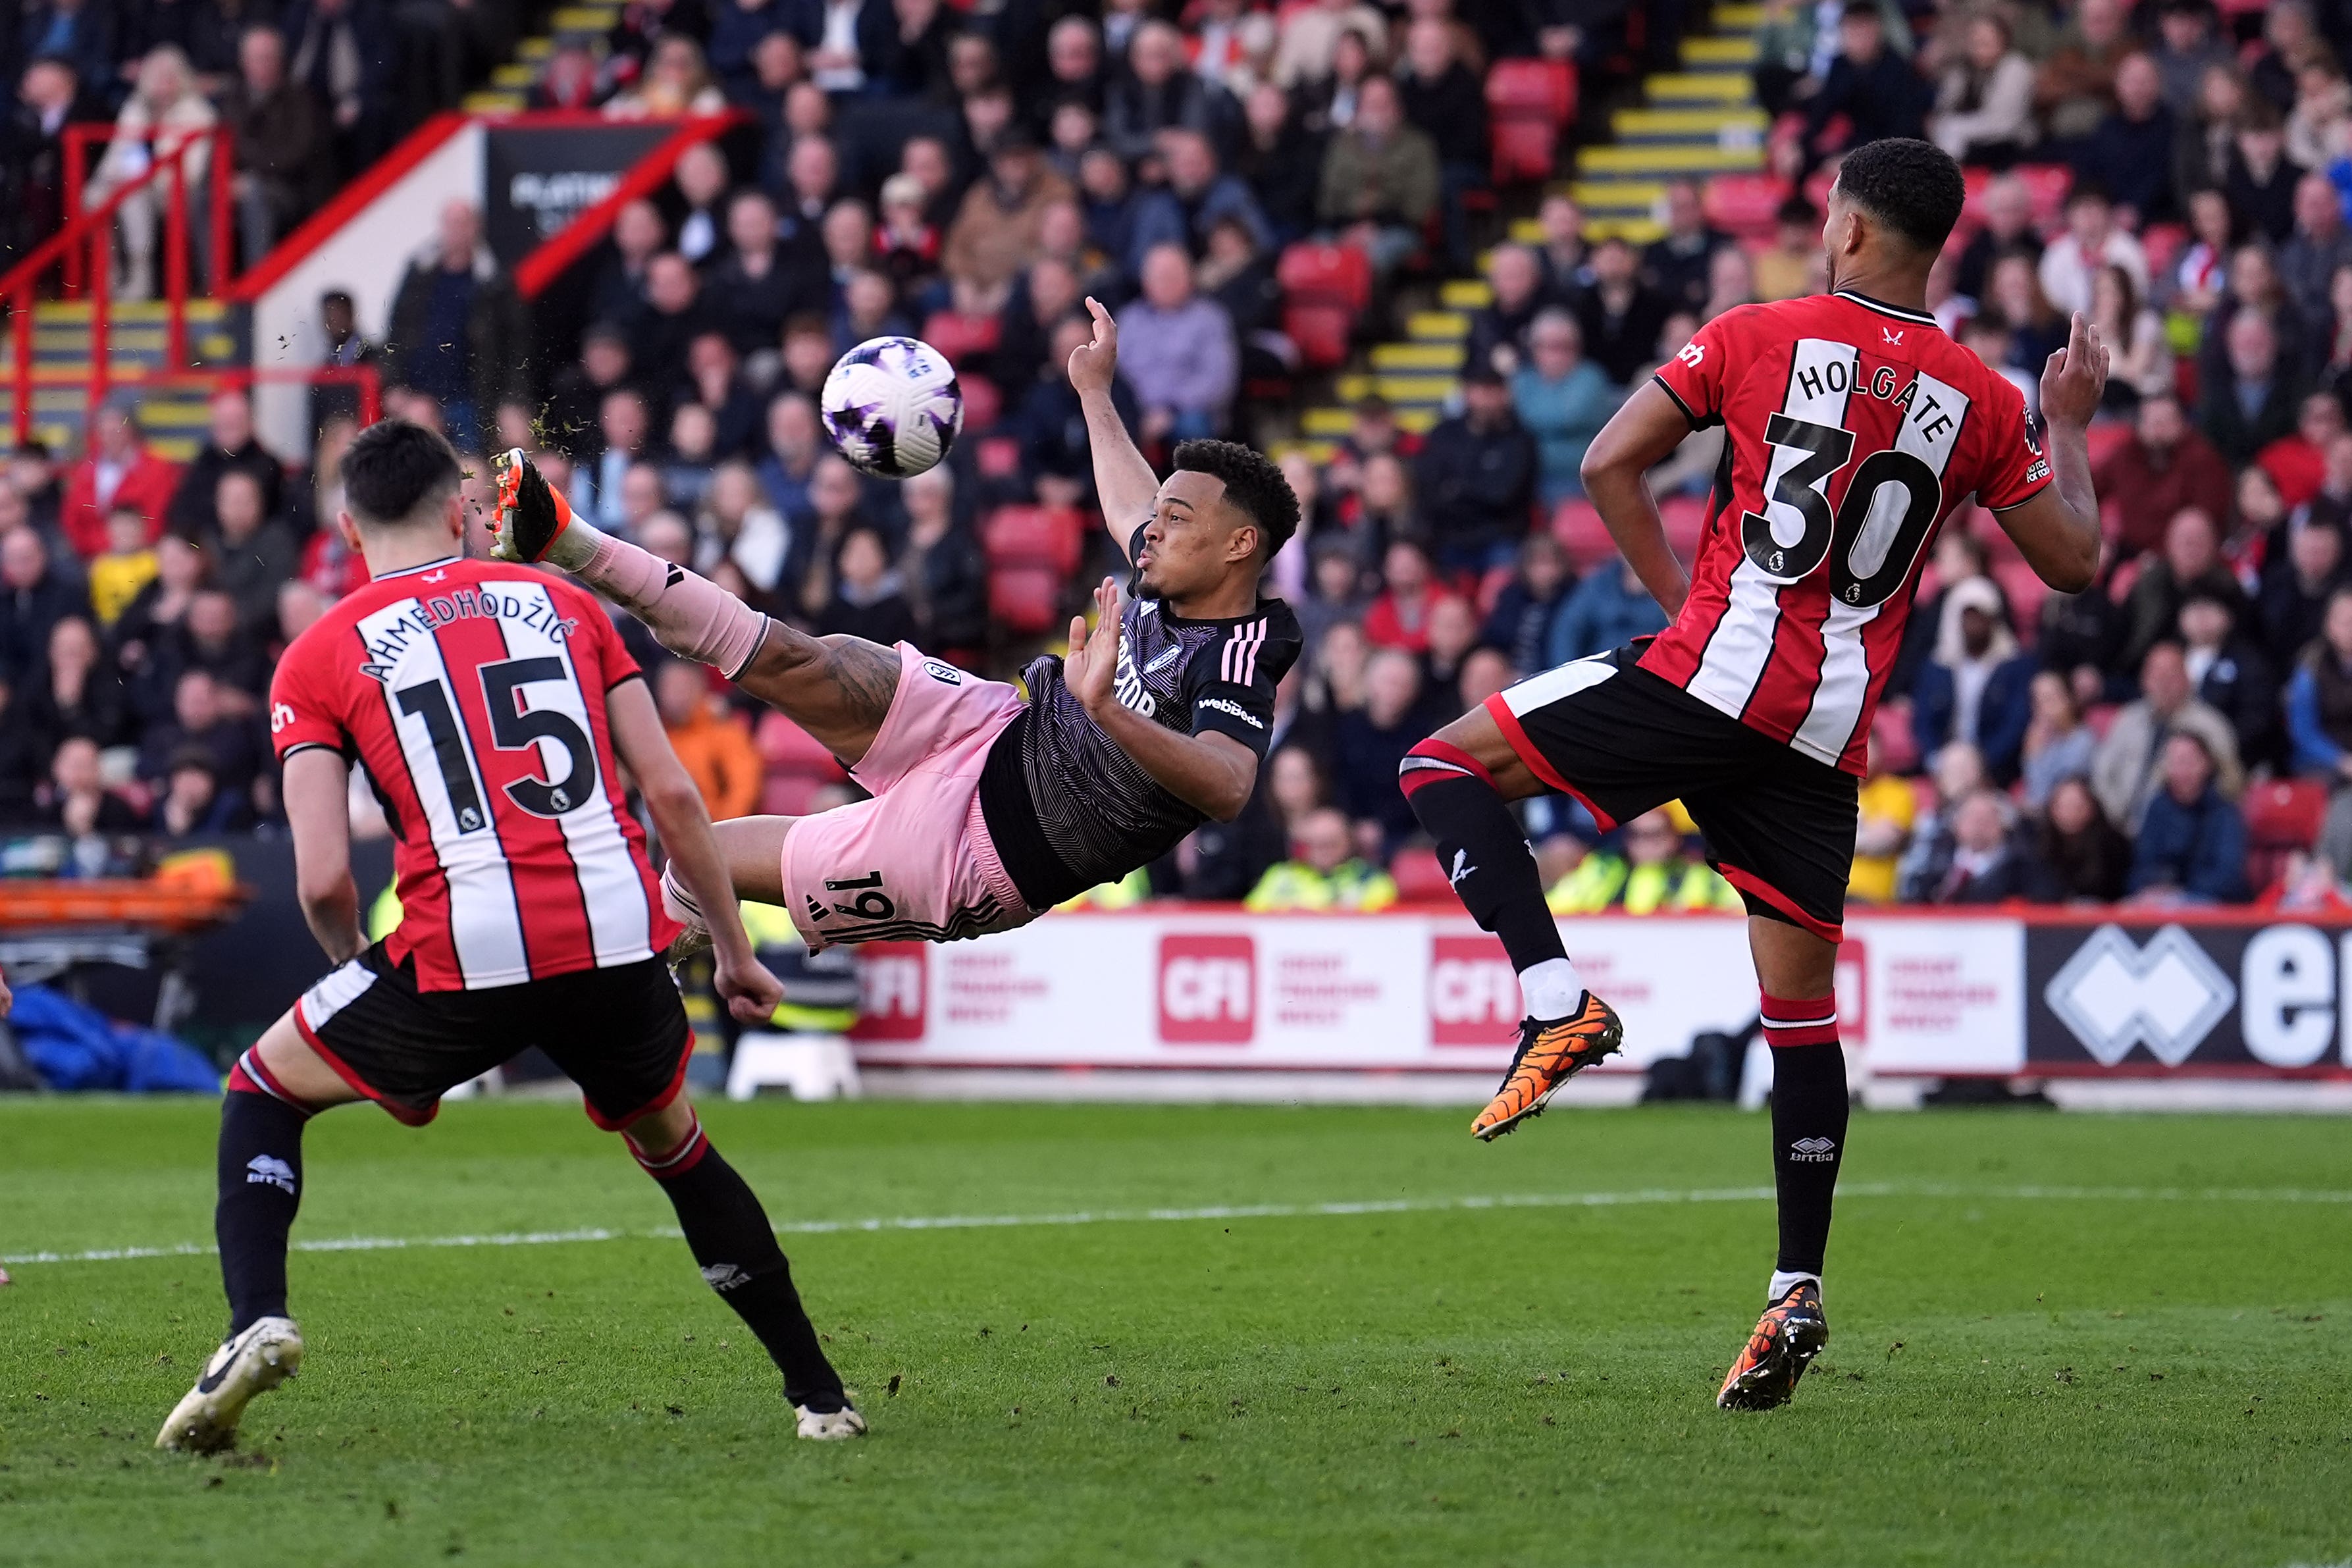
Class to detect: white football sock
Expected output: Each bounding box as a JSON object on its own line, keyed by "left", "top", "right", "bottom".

{"left": 1769, "top": 1270, "right": 1821, "bottom": 1304}
{"left": 1518, "top": 957, "right": 1584, "bottom": 1021}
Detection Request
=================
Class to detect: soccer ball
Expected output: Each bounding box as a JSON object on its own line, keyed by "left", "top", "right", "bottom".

{"left": 819, "top": 336, "right": 964, "bottom": 479}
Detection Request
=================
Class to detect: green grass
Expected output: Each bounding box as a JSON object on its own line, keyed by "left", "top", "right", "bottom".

{"left": 3, "top": 1099, "right": 2349, "bottom": 1567}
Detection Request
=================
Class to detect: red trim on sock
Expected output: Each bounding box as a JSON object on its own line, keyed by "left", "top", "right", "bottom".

{"left": 1478, "top": 694, "right": 1618, "bottom": 831}
{"left": 1760, "top": 989, "right": 1840, "bottom": 1047}
{"left": 630, "top": 1112, "right": 710, "bottom": 1177}
{"left": 1717, "top": 864, "right": 1842, "bottom": 943}
{"left": 1405, "top": 737, "right": 1496, "bottom": 789}
{"left": 232, "top": 1052, "right": 317, "bottom": 1116}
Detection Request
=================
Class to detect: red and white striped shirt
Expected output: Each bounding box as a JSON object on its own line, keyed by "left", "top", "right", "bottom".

{"left": 269, "top": 556, "right": 679, "bottom": 991}
{"left": 1646, "top": 290, "right": 2051, "bottom": 775}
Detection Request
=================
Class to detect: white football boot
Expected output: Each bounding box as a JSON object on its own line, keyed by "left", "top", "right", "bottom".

{"left": 155, "top": 1316, "right": 304, "bottom": 1453}
{"left": 795, "top": 1400, "right": 868, "bottom": 1440}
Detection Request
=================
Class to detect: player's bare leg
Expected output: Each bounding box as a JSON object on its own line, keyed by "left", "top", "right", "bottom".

{"left": 157, "top": 1012, "right": 355, "bottom": 1451}
{"left": 486, "top": 449, "right": 901, "bottom": 764}
{"left": 617, "top": 1094, "right": 864, "bottom": 1439}
{"left": 658, "top": 815, "right": 804, "bottom": 960}
{"left": 1397, "top": 704, "right": 1622, "bottom": 1140}
{"left": 1719, "top": 916, "right": 1843, "bottom": 1412}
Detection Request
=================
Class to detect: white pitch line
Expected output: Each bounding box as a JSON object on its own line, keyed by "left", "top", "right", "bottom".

{"left": 6, "top": 1182, "right": 2350, "bottom": 1268}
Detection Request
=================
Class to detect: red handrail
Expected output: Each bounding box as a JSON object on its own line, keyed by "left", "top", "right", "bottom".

{"left": 4, "top": 123, "right": 236, "bottom": 442}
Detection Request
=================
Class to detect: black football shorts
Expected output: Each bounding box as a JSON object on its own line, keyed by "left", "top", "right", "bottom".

{"left": 292, "top": 941, "right": 693, "bottom": 1128}
{"left": 1482, "top": 641, "right": 1861, "bottom": 940}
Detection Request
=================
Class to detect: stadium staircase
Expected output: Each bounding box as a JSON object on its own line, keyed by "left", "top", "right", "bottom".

{"left": 1280, "top": 3, "right": 1766, "bottom": 470}
{"left": 465, "top": 6, "right": 618, "bottom": 113}
{"left": 0, "top": 300, "right": 241, "bottom": 460}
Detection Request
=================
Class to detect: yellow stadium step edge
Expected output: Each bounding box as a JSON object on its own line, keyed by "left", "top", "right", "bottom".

{"left": 1612, "top": 107, "right": 1769, "bottom": 141}
{"left": 1407, "top": 311, "right": 1469, "bottom": 341}
{"left": 1645, "top": 72, "right": 1754, "bottom": 103}
{"left": 1579, "top": 144, "right": 1763, "bottom": 175}
{"left": 1440, "top": 278, "right": 1493, "bottom": 311}
{"left": 1369, "top": 342, "right": 1465, "bottom": 372}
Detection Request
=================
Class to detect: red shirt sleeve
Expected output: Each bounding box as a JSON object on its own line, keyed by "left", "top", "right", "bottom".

{"left": 269, "top": 628, "right": 348, "bottom": 762}
{"left": 1650, "top": 305, "right": 1754, "bottom": 428}
{"left": 1977, "top": 374, "right": 2054, "bottom": 511}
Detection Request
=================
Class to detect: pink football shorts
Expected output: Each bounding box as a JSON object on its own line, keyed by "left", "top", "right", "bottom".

{"left": 779, "top": 644, "right": 1037, "bottom": 951}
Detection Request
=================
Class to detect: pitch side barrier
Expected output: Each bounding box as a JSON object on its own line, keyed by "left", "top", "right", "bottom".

{"left": 839, "top": 908, "right": 2352, "bottom": 1087}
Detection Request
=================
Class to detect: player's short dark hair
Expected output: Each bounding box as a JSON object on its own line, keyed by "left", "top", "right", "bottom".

{"left": 1833, "top": 138, "right": 1967, "bottom": 255}
{"left": 1174, "top": 438, "right": 1300, "bottom": 562}
{"left": 344, "top": 419, "right": 464, "bottom": 531}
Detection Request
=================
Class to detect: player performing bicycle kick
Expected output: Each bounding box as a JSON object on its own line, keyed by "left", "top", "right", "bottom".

{"left": 486, "top": 297, "right": 1303, "bottom": 956}
{"left": 1398, "top": 139, "right": 2107, "bottom": 1410}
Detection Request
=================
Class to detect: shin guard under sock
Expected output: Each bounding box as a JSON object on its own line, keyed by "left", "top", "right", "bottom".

{"left": 215, "top": 1075, "right": 310, "bottom": 1334}
{"left": 1760, "top": 993, "right": 1848, "bottom": 1280}
{"left": 633, "top": 1114, "right": 847, "bottom": 1409}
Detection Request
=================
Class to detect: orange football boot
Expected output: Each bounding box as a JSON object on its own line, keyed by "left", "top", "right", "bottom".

{"left": 1469, "top": 993, "right": 1625, "bottom": 1141}
{"left": 1717, "top": 1280, "right": 1828, "bottom": 1411}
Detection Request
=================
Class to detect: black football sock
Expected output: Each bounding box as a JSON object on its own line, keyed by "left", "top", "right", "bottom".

{"left": 1760, "top": 992, "right": 1848, "bottom": 1285}
{"left": 1401, "top": 741, "right": 1578, "bottom": 1014}
{"left": 215, "top": 1074, "right": 310, "bottom": 1335}
{"left": 633, "top": 1112, "right": 847, "bottom": 1409}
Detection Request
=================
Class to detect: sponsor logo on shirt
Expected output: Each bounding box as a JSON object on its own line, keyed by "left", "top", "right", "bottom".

{"left": 1195, "top": 696, "right": 1263, "bottom": 729}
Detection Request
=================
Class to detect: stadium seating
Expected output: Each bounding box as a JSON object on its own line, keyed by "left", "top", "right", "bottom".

{"left": 2245, "top": 779, "right": 2331, "bottom": 891}
{"left": 1704, "top": 174, "right": 1788, "bottom": 240}
{"left": 1276, "top": 242, "right": 1374, "bottom": 373}
{"left": 756, "top": 712, "right": 849, "bottom": 818}
{"left": 1388, "top": 845, "right": 1454, "bottom": 904}
{"left": 1552, "top": 499, "right": 1613, "bottom": 569}
{"left": 1486, "top": 59, "right": 1577, "bottom": 186}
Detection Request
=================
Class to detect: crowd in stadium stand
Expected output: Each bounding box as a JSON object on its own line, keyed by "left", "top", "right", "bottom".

{"left": 5, "top": 0, "right": 2352, "bottom": 918}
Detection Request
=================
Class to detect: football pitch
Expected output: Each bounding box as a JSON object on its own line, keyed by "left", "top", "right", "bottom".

{"left": 3, "top": 1098, "right": 2348, "bottom": 1567}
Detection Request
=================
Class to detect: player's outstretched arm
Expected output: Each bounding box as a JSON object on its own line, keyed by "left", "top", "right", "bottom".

{"left": 1065, "top": 577, "right": 1258, "bottom": 820}
{"left": 607, "top": 678, "right": 785, "bottom": 1025}
{"left": 1069, "top": 297, "right": 1163, "bottom": 558}
{"left": 283, "top": 747, "right": 364, "bottom": 965}
{"left": 1992, "top": 312, "right": 2106, "bottom": 594}
{"left": 1581, "top": 380, "right": 1699, "bottom": 619}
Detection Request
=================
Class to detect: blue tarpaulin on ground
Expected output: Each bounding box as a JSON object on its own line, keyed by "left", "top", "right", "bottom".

{"left": 10, "top": 985, "right": 221, "bottom": 1094}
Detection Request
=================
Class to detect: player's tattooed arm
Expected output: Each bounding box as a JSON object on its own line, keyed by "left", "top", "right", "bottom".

{"left": 731, "top": 623, "right": 904, "bottom": 766}
{"left": 1068, "top": 296, "right": 1163, "bottom": 558}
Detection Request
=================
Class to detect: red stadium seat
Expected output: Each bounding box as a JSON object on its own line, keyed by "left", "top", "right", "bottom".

{"left": 2245, "top": 778, "right": 2329, "bottom": 849}
{"left": 1486, "top": 59, "right": 1576, "bottom": 185}
{"left": 1959, "top": 165, "right": 1995, "bottom": 227}
{"left": 1389, "top": 845, "right": 1455, "bottom": 904}
{"left": 2140, "top": 222, "right": 2189, "bottom": 281}
{"left": 974, "top": 434, "right": 1022, "bottom": 479}
{"left": 754, "top": 712, "right": 847, "bottom": 816}
{"left": 983, "top": 504, "right": 1085, "bottom": 574}
{"left": 1705, "top": 174, "right": 1790, "bottom": 238}
{"left": 1994, "top": 559, "right": 2051, "bottom": 633}
{"left": 2084, "top": 421, "right": 2131, "bottom": 469}
{"left": 1487, "top": 59, "right": 1576, "bottom": 122}
{"left": 921, "top": 309, "right": 1001, "bottom": 367}
{"left": 2085, "top": 702, "right": 2120, "bottom": 740}
{"left": 2014, "top": 165, "right": 2074, "bottom": 229}
{"left": 958, "top": 372, "right": 1003, "bottom": 434}
{"left": 1278, "top": 242, "right": 1374, "bottom": 370}
{"left": 1659, "top": 494, "right": 1708, "bottom": 561}
{"left": 1551, "top": 498, "right": 1613, "bottom": 569}
{"left": 989, "top": 564, "right": 1064, "bottom": 635}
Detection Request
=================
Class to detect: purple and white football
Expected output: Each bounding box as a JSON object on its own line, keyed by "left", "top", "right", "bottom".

{"left": 818, "top": 336, "right": 964, "bottom": 479}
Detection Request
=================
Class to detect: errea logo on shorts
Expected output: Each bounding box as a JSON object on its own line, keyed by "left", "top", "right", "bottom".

{"left": 245, "top": 1155, "right": 296, "bottom": 1193}
{"left": 1158, "top": 935, "right": 1254, "bottom": 1043}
